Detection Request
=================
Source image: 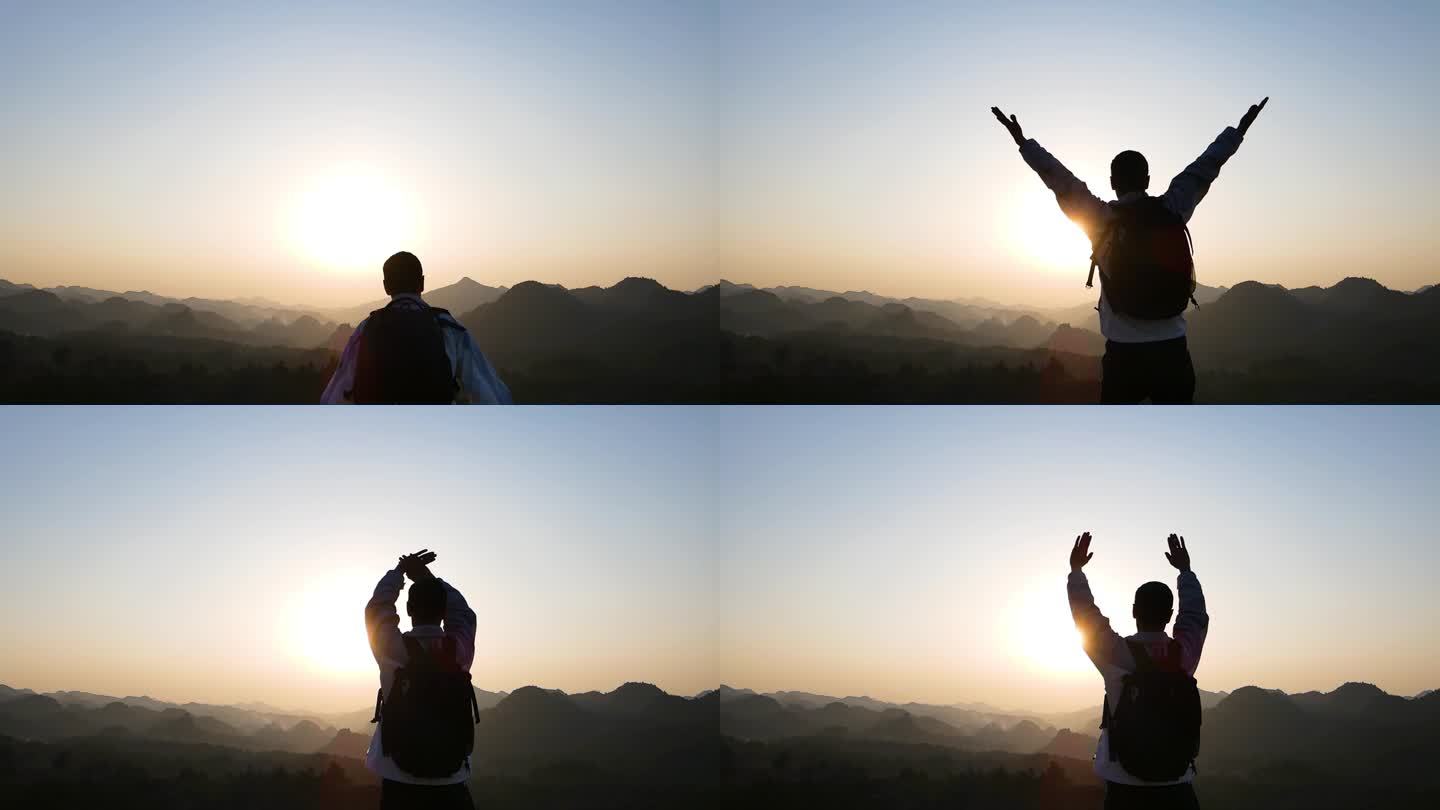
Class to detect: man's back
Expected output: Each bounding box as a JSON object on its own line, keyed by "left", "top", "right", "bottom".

{"left": 364, "top": 566, "right": 479, "bottom": 787}
{"left": 1066, "top": 533, "right": 1210, "bottom": 795}
{"left": 351, "top": 300, "right": 458, "bottom": 404}
{"left": 322, "top": 294, "right": 513, "bottom": 404}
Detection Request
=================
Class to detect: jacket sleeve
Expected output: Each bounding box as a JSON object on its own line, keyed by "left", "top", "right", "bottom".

{"left": 1173, "top": 570, "right": 1210, "bottom": 675}
{"left": 1160, "top": 127, "right": 1244, "bottom": 223}
{"left": 1019, "top": 139, "right": 1114, "bottom": 242}
{"left": 365, "top": 568, "right": 408, "bottom": 670}
{"left": 455, "top": 331, "right": 513, "bottom": 405}
{"left": 1068, "top": 571, "right": 1132, "bottom": 673}
{"left": 320, "top": 321, "right": 365, "bottom": 404}
{"left": 438, "top": 578, "right": 478, "bottom": 672}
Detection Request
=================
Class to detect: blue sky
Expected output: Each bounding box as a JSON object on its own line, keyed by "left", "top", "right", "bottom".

{"left": 714, "top": 406, "right": 1440, "bottom": 710}
{"left": 721, "top": 0, "right": 1440, "bottom": 304}
{"left": 1, "top": 406, "right": 1436, "bottom": 713}
{"left": 6, "top": 2, "right": 1435, "bottom": 308}
{"left": 0, "top": 407, "right": 718, "bottom": 711}
{"left": 1, "top": 1, "right": 714, "bottom": 304}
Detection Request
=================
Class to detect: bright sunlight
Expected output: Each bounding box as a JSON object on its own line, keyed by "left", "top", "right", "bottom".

{"left": 1009, "top": 187, "right": 1093, "bottom": 273}
{"left": 1008, "top": 587, "right": 1094, "bottom": 676}
{"left": 286, "top": 166, "right": 422, "bottom": 273}
{"left": 285, "top": 574, "right": 379, "bottom": 677}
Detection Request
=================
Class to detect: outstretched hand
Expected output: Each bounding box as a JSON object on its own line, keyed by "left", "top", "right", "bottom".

{"left": 1164, "top": 534, "right": 1191, "bottom": 572}
{"left": 1069, "top": 532, "right": 1094, "bottom": 572}
{"left": 991, "top": 106, "right": 1025, "bottom": 146}
{"left": 1237, "top": 96, "right": 1269, "bottom": 136}
{"left": 397, "top": 549, "right": 437, "bottom": 581}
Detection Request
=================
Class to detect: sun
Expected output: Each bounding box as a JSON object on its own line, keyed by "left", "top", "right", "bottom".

{"left": 1009, "top": 187, "right": 1094, "bottom": 273}
{"left": 287, "top": 166, "right": 422, "bottom": 273}
{"left": 1008, "top": 588, "right": 1096, "bottom": 676}
{"left": 284, "top": 574, "right": 380, "bottom": 677}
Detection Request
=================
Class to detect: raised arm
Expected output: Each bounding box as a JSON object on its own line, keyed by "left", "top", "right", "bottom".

{"left": 438, "top": 579, "right": 478, "bottom": 672}
{"left": 398, "top": 549, "right": 478, "bottom": 671}
{"left": 1161, "top": 97, "right": 1266, "bottom": 223}
{"left": 992, "top": 107, "right": 1112, "bottom": 241}
{"left": 364, "top": 566, "right": 407, "bottom": 668}
{"left": 1165, "top": 534, "right": 1210, "bottom": 674}
{"left": 1066, "top": 532, "right": 1130, "bottom": 671}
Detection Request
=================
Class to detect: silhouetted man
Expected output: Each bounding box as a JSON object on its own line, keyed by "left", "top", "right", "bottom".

{"left": 993, "top": 99, "right": 1268, "bottom": 403}
{"left": 365, "top": 550, "right": 480, "bottom": 810}
{"left": 323, "top": 251, "right": 512, "bottom": 404}
{"left": 1068, "top": 532, "right": 1209, "bottom": 810}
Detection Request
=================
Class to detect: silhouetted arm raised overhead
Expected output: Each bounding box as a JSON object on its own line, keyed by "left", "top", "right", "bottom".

{"left": 1067, "top": 532, "right": 1130, "bottom": 672}
{"left": 1018, "top": 143, "right": 1113, "bottom": 242}
{"left": 364, "top": 567, "right": 408, "bottom": 670}
{"left": 1161, "top": 99, "right": 1266, "bottom": 223}
{"left": 1158, "top": 129, "right": 1243, "bottom": 223}
{"left": 1165, "top": 534, "right": 1209, "bottom": 674}
{"left": 992, "top": 106, "right": 1109, "bottom": 239}
{"left": 438, "top": 579, "right": 478, "bottom": 672}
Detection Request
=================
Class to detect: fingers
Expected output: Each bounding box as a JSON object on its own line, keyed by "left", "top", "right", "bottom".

{"left": 1258, "top": 96, "right": 1269, "bottom": 111}
{"left": 1085, "top": 552, "right": 1094, "bottom": 564}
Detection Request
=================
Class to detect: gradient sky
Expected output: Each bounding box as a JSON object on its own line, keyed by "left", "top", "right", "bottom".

{"left": 7, "top": 3, "right": 1435, "bottom": 311}
{"left": 2, "top": 406, "right": 1437, "bottom": 715}
{"left": 1, "top": 1, "right": 714, "bottom": 306}
{"left": 715, "top": 407, "right": 1440, "bottom": 712}
{"left": 722, "top": 1, "right": 1440, "bottom": 306}
{"left": 0, "top": 407, "right": 718, "bottom": 712}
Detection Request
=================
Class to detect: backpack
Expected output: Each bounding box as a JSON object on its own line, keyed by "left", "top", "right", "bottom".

{"left": 1087, "top": 196, "right": 1197, "bottom": 320}
{"left": 1100, "top": 638, "right": 1202, "bottom": 781}
{"left": 374, "top": 635, "right": 482, "bottom": 778}
{"left": 349, "top": 301, "right": 461, "bottom": 404}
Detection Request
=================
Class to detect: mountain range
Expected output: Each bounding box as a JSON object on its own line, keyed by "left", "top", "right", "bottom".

{"left": 4, "top": 273, "right": 1439, "bottom": 402}
{"left": 5, "top": 679, "right": 1435, "bottom": 770}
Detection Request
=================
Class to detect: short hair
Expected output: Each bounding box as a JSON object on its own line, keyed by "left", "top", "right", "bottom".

{"left": 407, "top": 579, "right": 447, "bottom": 625}
{"left": 1134, "top": 581, "right": 1174, "bottom": 627}
{"left": 1111, "top": 150, "right": 1149, "bottom": 191}
{"left": 383, "top": 251, "right": 424, "bottom": 294}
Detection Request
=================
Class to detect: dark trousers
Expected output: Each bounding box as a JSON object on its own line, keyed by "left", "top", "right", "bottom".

{"left": 1104, "top": 781, "right": 1200, "bottom": 810}
{"left": 1101, "top": 336, "right": 1196, "bottom": 404}
{"left": 380, "top": 779, "right": 475, "bottom": 810}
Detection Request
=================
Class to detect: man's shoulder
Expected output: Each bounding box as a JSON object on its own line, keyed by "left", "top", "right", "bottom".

{"left": 429, "top": 308, "right": 468, "bottom": 331}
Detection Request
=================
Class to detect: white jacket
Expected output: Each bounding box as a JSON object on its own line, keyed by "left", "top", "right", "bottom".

{"left": 321, "top": 294, "right": 512, "bottom": 404}
{"left": 363, "top": 569, "right": 479, "bottom": 785}
{"left": 1067, "top": 569, "right": 1209, "bottom": 785}
{"left": 1020, "top": 128, "right": 1244, "bottom": 343}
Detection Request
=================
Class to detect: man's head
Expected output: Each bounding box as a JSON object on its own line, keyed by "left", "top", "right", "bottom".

{"left": 1110, "top": 150, "right": 1150, "bottom": 195}
{"left": 1132, "top": 581, "right": 1174, "bottom": 632}
{"left": 382, "top": 251, "right": 425, "bottom": 296}
{"left": 406, "top": 578, "right": 446, "bottom": 626}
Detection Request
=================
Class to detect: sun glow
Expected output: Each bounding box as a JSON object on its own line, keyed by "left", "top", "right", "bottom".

{"left": 1009, "top": 188, "right": 1094, "bottom": 273}
{"left": 285, "top": 575, "right": 380, "bottom": 677}
{"left": 287, "top": 167, "right": 422, "bottom": 272}
{"left": 1009, "top": 589, "right": 1095, "bottom": 676}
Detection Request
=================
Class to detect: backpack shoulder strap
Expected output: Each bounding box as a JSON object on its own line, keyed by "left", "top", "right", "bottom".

{"left": 1167, "top": 638, "right": 1185, "bottom": 672}
{"left": 1125, "top": 639, "right": 1154, "bottom": 672}
{"left": 401, "top": 635, "right": 427, "bottom": 664}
